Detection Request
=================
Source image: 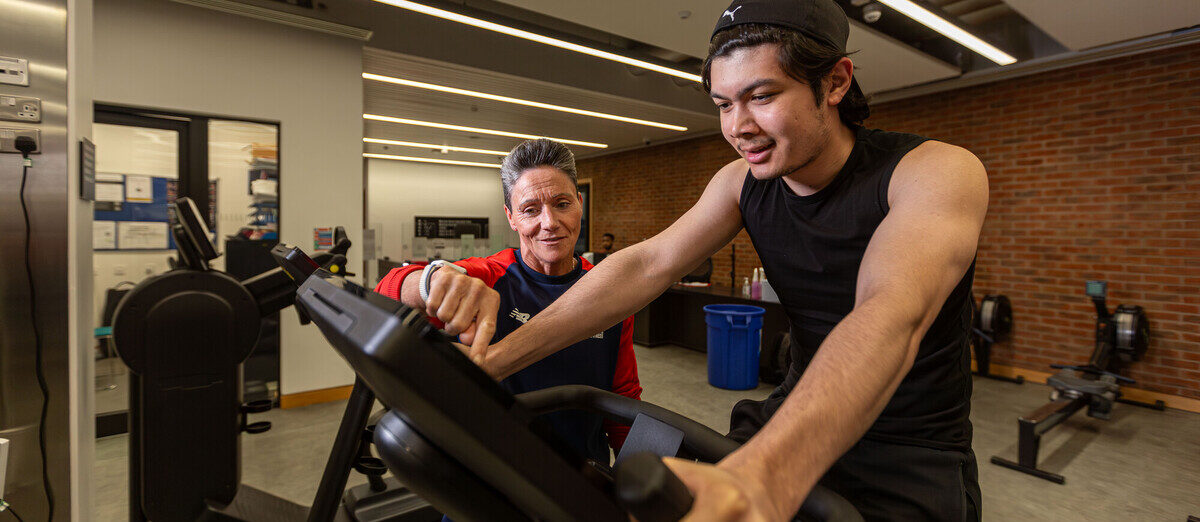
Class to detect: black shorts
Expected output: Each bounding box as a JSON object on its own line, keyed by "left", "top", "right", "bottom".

{"left": 729, "top": 398, "right": 981, "bottom": 522}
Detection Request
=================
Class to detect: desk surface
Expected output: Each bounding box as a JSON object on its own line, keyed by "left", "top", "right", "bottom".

{"left": 667, "top": 284, "right": 781, "bottom": 305}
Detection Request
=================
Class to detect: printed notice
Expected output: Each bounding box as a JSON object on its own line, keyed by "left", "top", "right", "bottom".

{"left": 95, "top": 182, "right": 124, "bottom": 203}
{"left": 93, "top": 221, "right": 117, "bottom": 249}
{"left": 117, "top": 221, "right": 169, "bottom": 249}
{"left": 126, "top": 175, "right": 153, "bottom": 202}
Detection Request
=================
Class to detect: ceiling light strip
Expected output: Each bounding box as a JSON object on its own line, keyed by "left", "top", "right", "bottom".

{"left": 363, "top": 113, "right": 608, "bottom": 149}
{"left": 363, "top": 73, "right": 688, "bottom": 131}
{"left": 370, "top": 0, "right": 702, "bottom": 82}
{"left": 876, "top": 0, "right": 1016, "bottom": 65}
{"left": 363, "top": 137, "right": 510, "bottom": 156}
{"left": 364, "top": 152, "right": 501, "bottom": 168}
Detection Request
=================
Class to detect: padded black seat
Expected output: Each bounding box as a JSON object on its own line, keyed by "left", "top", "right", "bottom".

{"left": 1046, "top": 372, "right": 1118, "bottom": 397}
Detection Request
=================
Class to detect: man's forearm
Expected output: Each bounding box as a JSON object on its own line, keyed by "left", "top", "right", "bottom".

{"left": 722, "top": 298, "right": 924, "bottom": 517}
{"left": 484, "top": 244, "right": 676, "bottom": 379}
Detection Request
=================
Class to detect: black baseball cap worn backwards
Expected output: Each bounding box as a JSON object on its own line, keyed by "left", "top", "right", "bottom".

{"left": 711, "top": 0, "right": 865, "bottom": 99}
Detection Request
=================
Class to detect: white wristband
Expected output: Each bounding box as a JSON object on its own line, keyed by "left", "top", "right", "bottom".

{"left": 419, "top": 260, "right": 466, "bottom": 304}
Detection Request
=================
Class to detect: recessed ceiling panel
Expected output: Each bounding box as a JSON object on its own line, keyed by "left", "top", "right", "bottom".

{"left": 846, "top": 20, "right": 960, "bottom": 93}
{"left": 493, "top": 0, "right": 960, "bottom": 93}
{"left": 364, "top": 47, "right": 721, "bottom": 155}
{"left": 1004, "top": 0, "right": 1200, "bottom": 51}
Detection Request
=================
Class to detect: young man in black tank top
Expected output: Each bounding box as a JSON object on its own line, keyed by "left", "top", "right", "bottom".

{"left": 449, "top": 0, "right": 990, "bottom": 519}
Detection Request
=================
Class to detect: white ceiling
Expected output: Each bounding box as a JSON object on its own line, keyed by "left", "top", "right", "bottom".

{"left": 360, "top": 0, "right": 963, "bottom": 161}
{"left": 363, "top": 47, "right": 719, "bottom": 160}
{"left": 494, "top": 0, "right": 728, "bottom": 59}
{"left": 492, "top": 0, "right": 961, "bottom": 94}
{"left": 358, "top": 0, "right": 1200, "bottom": 162}
{"left": 1004, "top": 0, "right": 1200, "bottom": 51}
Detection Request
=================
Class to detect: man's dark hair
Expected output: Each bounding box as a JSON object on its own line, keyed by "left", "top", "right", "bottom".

{"left": 601, "top": 233, "right": 615, "bottom": 240}
{"left": 701, "top": 24, "right": 869, "bottom": 125}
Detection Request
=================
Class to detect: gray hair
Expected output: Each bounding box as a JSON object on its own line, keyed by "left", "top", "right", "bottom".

{"left": 500, "top": 138, "right": 578, "bottom": 209}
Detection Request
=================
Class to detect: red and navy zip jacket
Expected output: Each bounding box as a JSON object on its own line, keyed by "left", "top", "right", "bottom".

{"left": 375, "top": 248, "right": 641, "bottom": 464}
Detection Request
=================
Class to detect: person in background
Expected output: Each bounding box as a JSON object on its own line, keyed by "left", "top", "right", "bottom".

{"left": 592, "top": 233, "right": 616, "bottom": 263}
{"left": 374, "top": 138, "right": 641, "bottom": 466}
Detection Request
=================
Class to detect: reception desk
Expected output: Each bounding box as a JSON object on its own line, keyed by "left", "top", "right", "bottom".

{"left": 633, "top": 284, "right": 789, "bottom": 353}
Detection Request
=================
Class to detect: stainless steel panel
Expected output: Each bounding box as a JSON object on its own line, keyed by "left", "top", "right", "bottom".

{"left": 0, "top": 0, "right": 73, "bottom": 520}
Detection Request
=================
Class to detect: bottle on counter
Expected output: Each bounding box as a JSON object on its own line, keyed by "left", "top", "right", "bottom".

{"left": 760, "top": 271, "right": 777, "bottom": 302}
{"left": 742, "top": 276, "right": 751, "bottom": 296}
{"left": 751, "top": 267, "right": 762, "bottom": 300}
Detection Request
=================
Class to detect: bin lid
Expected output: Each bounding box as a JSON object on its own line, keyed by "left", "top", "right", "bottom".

{"left": 703, "top": 304, "right": 765, "bottom": 316}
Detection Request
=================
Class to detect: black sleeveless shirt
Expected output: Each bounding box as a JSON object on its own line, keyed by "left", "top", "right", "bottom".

{"left": 738, "top": 126, "right": 975, "bottom": 449}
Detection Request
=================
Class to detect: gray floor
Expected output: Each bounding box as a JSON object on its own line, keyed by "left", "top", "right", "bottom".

{"left": 94, "top": 344, "right": 1200, "bottom": 520}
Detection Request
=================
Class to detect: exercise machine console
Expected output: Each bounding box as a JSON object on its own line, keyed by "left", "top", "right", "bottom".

{"left": 278, "top": 245, "right": 863, "bottom": 522}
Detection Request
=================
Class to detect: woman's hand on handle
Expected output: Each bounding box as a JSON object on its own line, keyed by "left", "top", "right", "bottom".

{"left": 423, "top": 268, "right": 500, "bottom": 363}
{"left": 661, "top": 457, "right": 784, "bottom": 522}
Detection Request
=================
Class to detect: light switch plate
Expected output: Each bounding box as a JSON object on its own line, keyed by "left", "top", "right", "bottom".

{"left": 0, "top": 95, "right": 41, "bottom": 122}
{"left": 0, "top": 57, "right": 29, "bottom": 87}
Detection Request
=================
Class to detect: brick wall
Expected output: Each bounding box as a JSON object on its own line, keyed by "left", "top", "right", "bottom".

{"left": 578, "top": 42, "right": 1200, "bottom": 399}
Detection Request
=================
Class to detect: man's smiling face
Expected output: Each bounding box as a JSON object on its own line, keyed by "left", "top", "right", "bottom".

{"left": 709, "top": 43, "right": 836, "bottom": 181}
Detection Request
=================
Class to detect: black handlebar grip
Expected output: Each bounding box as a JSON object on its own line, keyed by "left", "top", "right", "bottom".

{"left": 614, "top": 452, "right": 693, "bottom": 522}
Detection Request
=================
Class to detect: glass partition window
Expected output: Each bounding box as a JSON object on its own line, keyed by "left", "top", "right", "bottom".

{"left": 91, "top": 123, "right": 181, "bottom": 418}
{"left": 208, "top": 120, "right": 279, "bottom": 272}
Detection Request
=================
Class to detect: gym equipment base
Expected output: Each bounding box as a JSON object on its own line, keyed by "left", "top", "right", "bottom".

{"left": 989, "top": 456, "right": 1065, "bottom": 484}
{"left": 1117, "top": 397, "right": 1165, "bottom": 411}
{"left": 343, "top": 478, "right": 440, "bottom": 522}
{"left": 989, "top": 396, "right": 1085, "bottom": 484}
{"left": 201, "top": 485, "right": 309, "bottom": 521}
{"left": 973, "top": 369, "right": 1025, "bottom": 385}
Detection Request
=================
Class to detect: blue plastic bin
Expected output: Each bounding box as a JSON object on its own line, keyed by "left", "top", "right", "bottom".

{"left": 703, "top": 304, "right": 765, "bottom": 390}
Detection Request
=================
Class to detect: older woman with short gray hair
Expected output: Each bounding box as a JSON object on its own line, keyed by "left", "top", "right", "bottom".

{"left": 375, "top": 138, "right": 641, "bottom": 467}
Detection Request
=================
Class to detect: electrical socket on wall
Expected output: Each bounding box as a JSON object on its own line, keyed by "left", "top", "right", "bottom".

{"left": 0, "top": 127, "right": 39, "bottom": 154}
{"left": 0, "top": 95, "right": 41, "bottom": 123}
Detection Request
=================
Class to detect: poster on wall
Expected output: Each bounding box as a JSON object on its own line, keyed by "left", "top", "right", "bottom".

{"left": 125, "top": 175, "right": 153, "bottom": 202}
{"left": 95, "top": 182, "right": 124, "bottom": 203}
{"left": 314, "top": 227, "right": 333, "bottom": 251}
{"left": 117, "top": 221, "right": 169, "bottom": 250}
{"left": 93, "top": 221, "right": 117, "bottom": 250}
{"left": 95, "top": 176, "right": 218, "bottom": 251}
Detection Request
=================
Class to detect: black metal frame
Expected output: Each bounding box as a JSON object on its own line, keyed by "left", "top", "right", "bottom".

{"left": 285, "top": 250, "right": 863, "bottom": 522}
{"left": 989, "top": 397, "right": 1087, "bottom": 484}
{"left": 990, "top": 283, "right": 1161, "bottom": 483}
{"left": 971, "top": 294, "right": 1024, "bottom": 384}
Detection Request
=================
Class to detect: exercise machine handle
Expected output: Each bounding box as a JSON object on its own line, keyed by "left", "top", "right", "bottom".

{"left": 516, "top": 385, "right": 739, "bottom": 460}
{"left": 517, "top": 386, "right": 865, "bottom": 522}
{"left": 613, "top": 452, "right": 693, "bottom": 522}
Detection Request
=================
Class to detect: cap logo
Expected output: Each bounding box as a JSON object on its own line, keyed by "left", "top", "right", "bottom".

{"left": 722, "top": 5, "right": 743, "bottom": 21}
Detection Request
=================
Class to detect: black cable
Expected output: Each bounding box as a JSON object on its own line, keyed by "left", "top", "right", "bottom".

{"left": 5, "top": 503, "right": 26, "bottom": 522}
{"left": 18, "top": 153, "right": 54, "bottom": 520}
